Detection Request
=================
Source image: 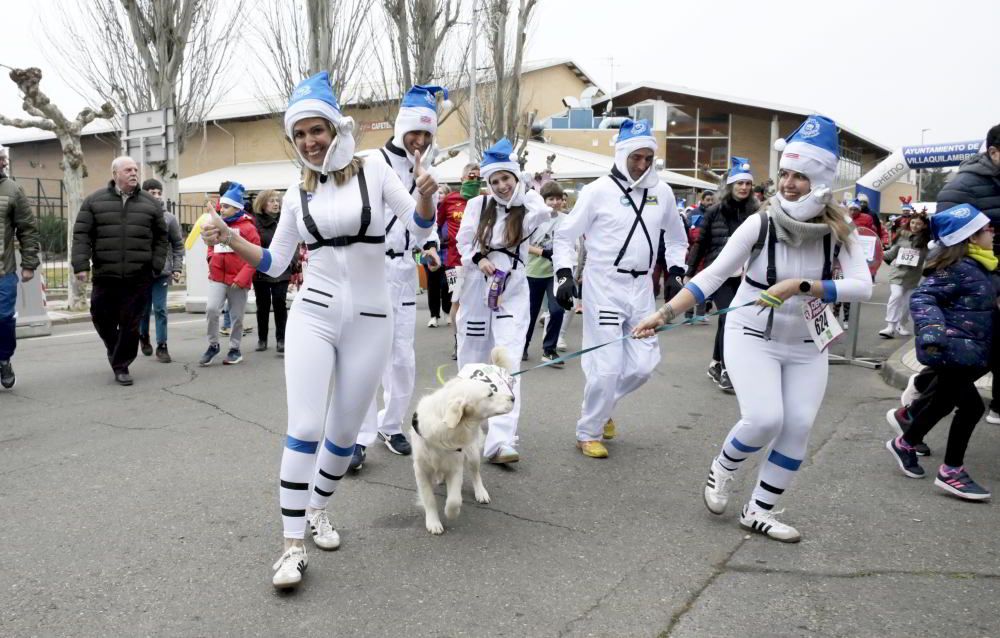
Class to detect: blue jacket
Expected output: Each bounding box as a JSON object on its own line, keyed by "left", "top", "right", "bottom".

{"left": 910, "top": 256, "right": 996, "bottom": 369}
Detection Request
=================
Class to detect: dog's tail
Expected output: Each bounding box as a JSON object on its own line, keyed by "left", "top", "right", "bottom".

{"left": 490, "top": 346, "right": 514, "bottom": 372}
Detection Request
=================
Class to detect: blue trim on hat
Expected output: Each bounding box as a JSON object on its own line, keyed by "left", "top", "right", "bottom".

{"left": 730, "top": 437, "right": 762, "bottom": 453}
{"left": 786, "top": 115, "right": 838, "bottom": 156}
{"left": 285, "top": 435, "right": 319, "bottom": 454}
{"left": 684, "top": 282, "right": 706, "bottom": 305}
{"left": 257, "top": 248, "right": 273, "bottom": 274}
{"left": 821, "top": 280, "right": 837, "bottom": 303}
{"left": 324, "top": 438, "right": 355, "bottom": 457}
{"left": 767, "top": 449, "right": 802, "bottom": 471}
{"left": 412, "top": 211, "right": 434, "bottom": 228}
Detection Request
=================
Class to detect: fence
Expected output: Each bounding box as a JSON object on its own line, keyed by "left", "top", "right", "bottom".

{"left": 15, "top": 177, "right": 71, "bottom": 291}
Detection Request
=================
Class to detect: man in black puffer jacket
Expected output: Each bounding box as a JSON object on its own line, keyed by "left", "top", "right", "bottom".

{"left": 72, "top": 156, "right": 168, "bottom": 385}
{"left": 935, "top": 124, "right": 1000, "bottom": 423}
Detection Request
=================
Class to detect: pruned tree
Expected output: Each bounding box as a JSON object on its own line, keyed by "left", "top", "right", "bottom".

{"left": 48, "top": 0, "right": 245, "bottom": 200}
{"left": 455, "top": 0, "right": 538, "bottom": 160}
{"left": 0, "top": 67, "right": 114, "bottom": 309}
{"left": 253, "top": 0, "right": 375, "bottom": 103}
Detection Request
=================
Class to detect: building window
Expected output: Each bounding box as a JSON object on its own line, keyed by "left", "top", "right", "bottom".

{"left": 837, "top": 144, "right": 863, "bottom": 191}
{"left": 665, "top": 105, "right": 731, "bottom": 174}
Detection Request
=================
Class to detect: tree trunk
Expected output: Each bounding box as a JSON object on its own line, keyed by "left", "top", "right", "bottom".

{"left": 307, "top": 0, "right": 333, "bottom": 73}
{"left": 62, "top": 162, "right": 88, "bottom": 310}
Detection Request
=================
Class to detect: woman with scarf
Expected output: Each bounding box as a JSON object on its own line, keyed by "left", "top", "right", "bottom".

{"left": 686, "top": 157, "right": 759, "bottom": 392}
{"left": 251, "top": 189, "right": 297, "bottom": 353}
{"left": 634, "top": 115, "right": 873, "bottom": 542}
{"left": 455, "top": 138, "right": 552, "bottom": 464}
{"left": 200, "top": 72, "right": 438, "bottom": 589}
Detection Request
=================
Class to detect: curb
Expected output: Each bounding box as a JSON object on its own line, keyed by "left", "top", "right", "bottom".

{"left": 47, "top": 304, "right": 187, "bottom": 326}
{"left": 878, "top": 338, "right": 914, "bottom": 391}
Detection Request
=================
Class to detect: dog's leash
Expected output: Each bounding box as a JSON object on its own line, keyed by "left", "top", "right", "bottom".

{"left": 511, "top": 301, "right": 757, "bottom": 377}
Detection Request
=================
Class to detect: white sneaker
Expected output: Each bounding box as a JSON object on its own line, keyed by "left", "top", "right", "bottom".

{"left": 557, "top": 337, "right": 568, "bottom": 352}
{"left": 272, "top": 545, "right": 308, "bottom": 589}
{"left": 488, "top": 444, "right": 520, "bottom": 464}
{"left": 739, "top": 504, "right": 801, "bottom": 543}
{"left": 878, "top": 325, "right": 896, "bottom": 339}
{"left": 446, "top": 317, "right": 452, "bottom": 326}
{"left": 703, "top": 458, "right": 735, "bottom": 515}
{"left": 307, "top": 509, "right": 341, "bottom": 550}
{"left": 427, "top": 317, "right": 439, "bottom": 328}
{"left": 987, "top": 410, "right": 1000, "bottom": 425}
{"left": 895, "top": 325, "right": 912, "bottom": 336}
{"left": 901, "top": 373, "right": 921, "bottom": 407}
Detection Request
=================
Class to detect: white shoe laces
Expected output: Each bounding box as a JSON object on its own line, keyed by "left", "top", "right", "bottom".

{"left": 751, "top": 508, "right": 788, "bottom": 527}
{"left": 273, "top": 546, "right": 305, "bottom": 571}
{"left": 309, "top": 510, "right": 336, "bottom": 538}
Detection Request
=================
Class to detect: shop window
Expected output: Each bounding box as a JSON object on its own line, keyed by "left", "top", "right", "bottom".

{"left": 665, "top": 139, "right": 697, "bottom": 171}
{"left": 698, "top": 138, "right": 730, "bottom": 170}
{"left": 666, "top": 106, "right": 697, "bottom": 137}
{"left": 698, "top": 110, "right": 729, "bottom": 138}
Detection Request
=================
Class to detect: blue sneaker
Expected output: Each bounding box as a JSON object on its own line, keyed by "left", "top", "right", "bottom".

{"left": 935, "top": 468, "right": 991, "bottom": 501}
{"left": 349, "top": 444, "right": 366, "bottom": 471}
{"left": 886, "top": 407, "right": 931, "bottom": 456}
{"left": 378, "top": 432, "right": 412, "bottom": 456}
{"left": 199, "top": 343, "right": 221, "bottom": 366}
{"left": 223, "top": 348, "right": 243, "bottom": 365}
{"left": 886, "top": 437, "right": 924, "bottom": 478}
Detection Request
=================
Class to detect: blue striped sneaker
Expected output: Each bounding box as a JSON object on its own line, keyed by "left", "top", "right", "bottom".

{"left": 935, "top": 468, "right": 991, "bottom": 502}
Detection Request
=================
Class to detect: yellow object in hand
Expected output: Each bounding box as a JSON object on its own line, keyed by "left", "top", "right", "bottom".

{"left": 185, "top": 213, "right": 210, "bottom": 251}
{"left": 758, "top": 291, "right": 784, "bottom": 308}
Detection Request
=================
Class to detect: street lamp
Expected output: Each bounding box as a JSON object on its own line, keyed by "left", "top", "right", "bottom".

{"left": 918, "top": 128, "right": 931, "bottom": 201}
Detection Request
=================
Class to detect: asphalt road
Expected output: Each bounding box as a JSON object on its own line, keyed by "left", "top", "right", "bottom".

{"left": 3, "top": 274, "right": 998, "bottom": 638}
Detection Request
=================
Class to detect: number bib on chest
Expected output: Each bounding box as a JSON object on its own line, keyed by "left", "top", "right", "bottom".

{"left": 802, "top": 297, "right": 843, "bottom": 351}
{"left": 895, "top": 247, "right": 920, "bottom": 267}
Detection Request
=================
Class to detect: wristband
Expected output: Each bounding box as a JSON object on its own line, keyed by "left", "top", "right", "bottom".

{"left": 657, "top": 304, "right": 676, "bottom": 322}
{"left": 472, "top": 252, "right": 485, "bottom": 265}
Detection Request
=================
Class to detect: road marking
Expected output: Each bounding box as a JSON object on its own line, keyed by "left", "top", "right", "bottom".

{"left": 30, "top": 318, "right": 205, "bottom": 341}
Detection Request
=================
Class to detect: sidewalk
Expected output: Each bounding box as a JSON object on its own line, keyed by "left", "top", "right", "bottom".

{"left": 44, "top": 289, "right": 188, "bottom": 325}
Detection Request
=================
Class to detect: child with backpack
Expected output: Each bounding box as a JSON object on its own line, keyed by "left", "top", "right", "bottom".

{"left": 885, "top": 204, "right": 995, "bottom": 501}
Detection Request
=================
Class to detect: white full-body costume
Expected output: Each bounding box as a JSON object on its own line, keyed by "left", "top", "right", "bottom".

{"left": 455, "top": 189, "right": 551, "bottom": 457}
{"left": 357, "top": 141, "right": 440, "bottom": 448}
{"left": 553, "top": 169, "right": 688, "bottom": 442}
{"left": 266, "top": 155, "right": 431, "bottom": 539}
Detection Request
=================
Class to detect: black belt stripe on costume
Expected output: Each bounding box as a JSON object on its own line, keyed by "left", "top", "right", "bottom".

{"left": 302, "top": 298, "right": 329, "bottom": 308}
{"left": 402, "top": 301, "right": 416, "bottom": 306}
{"left": 300, "top": 166, "right": 384, "bottom": 250}
{"left": 360, "top": 311, "right": 387, "bottom": 318}
{"left": 306, "top": 287, "right": 332, "bottom": 298}
{"left": 608, "top": 169, "right": 654, "bottom": 270}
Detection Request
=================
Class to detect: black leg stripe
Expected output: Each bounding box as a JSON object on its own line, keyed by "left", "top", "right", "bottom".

{"left": 281, "top": 508, "right": 306, "bottom": 517}
{"left": 280, "top": 480, "right": 310, "bottom": 490}
{"left": 307, "top": 287, "right": 333, "bottom": 298}
{"left": 754, "top": 499, "right": 774, "bottom": 510}
{"left": 759, "top": 480, "right": 784, "bottom": 495}
{"left": 314, "top": 486, "right": 334, "bottom": 497}
{"left": 721, "top": 451, "right": 743, "bottom": 464}
{"left": 318, "top": 468, "right": 342, "bottom": 481}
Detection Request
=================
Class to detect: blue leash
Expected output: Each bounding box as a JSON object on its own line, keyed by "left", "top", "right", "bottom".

{"left": 512, "top": 301, "right": 756, "bottom": 376}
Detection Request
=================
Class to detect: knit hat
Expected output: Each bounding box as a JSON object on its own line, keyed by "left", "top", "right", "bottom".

{"left": 480, "top": 138, "right": 524, "bottom": 207}
{"left": 284, "top": 71, "right": 356, "bottom": 173}
{"left": 899, "top": 195, "right": 914, "bottom": 213}
{"left": 219, "top": 182, "right": 246, "bottom": 211}
{"left": 393, "top": 85, "right": 451, "bottom": 151}
{"left": 775, "top": 115, "right": 839, "bottom": 190}
{"left": 931, "top": 204, "right": 990, "bottom": 246}
{"left": 726, "top": 156, "right": 752, "bottom": 184}
{"left": 614, "top": 119, "right": 659, "bottom": 189}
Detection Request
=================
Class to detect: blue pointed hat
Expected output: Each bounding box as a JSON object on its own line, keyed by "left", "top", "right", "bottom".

{"left": 480, "top": 138, "right": 519, "bottom": 181}
{"left": 931, "top": 203, "right": 990, "bottom": 246}
{"left": 283, "top": 72, "right": 348, "bottom": 139}
{"left": 775, "top": 114, "right": 839, "bottom": 189}
{"left": 726, "top": 156, "right": 752, "bottom": 185}
{"left": 219, "top": 182, "right": 246, "bottom": 211}
{"left": 394, "top": 84, "right": 451, "bottom": 146}
{"left": 616, "top": 119, "right": 656, "bottom": 150}
{"left": 400, "top": 85, "right": 450, "bottom": 111}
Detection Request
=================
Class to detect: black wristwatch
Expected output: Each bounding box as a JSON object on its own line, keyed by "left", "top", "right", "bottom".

{"left": 799, "top": 279, "right": 812, "bottom": 293}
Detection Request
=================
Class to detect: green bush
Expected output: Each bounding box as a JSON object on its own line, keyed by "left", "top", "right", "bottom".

{"left": 37, "top": 214, "right": 67, "bottom": 256}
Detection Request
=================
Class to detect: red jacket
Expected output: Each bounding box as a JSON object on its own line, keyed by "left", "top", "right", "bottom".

{"left": 207, "top": 214, "right": 260, "bottom": 289}
{"left": 437, "top": 192, "right": 470, "bottom": 268}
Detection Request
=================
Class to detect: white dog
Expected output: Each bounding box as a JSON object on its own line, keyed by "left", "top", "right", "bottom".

{"left": 410, "top": 347, "right": 516, "bottom": 535}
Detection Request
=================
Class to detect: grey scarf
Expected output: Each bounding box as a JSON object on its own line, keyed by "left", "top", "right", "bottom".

{"left": 767, "top": 196, "right": 831, "bottom": 247}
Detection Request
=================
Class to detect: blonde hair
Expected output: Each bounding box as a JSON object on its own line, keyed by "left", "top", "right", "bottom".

{"left": 252, "top": 189, "right": 283, "bottom": 215}
{"left": 820, "top": 203, "right": 854, "bottom": 247}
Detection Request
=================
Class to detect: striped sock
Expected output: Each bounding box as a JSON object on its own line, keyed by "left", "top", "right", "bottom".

{"left": 308, "top": 438, "right": 354, "bottom": 510}
{"left": 280, "top": 435, "right": 320, "bottom": 539}
{"left": 717, "top": 436, "right": 763, "bottom": 473}
{"left": 750, "top": 449, "right": 802, "bottom": 511}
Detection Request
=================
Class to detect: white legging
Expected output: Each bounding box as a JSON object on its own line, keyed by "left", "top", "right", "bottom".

{"left": 714, "top": 328, "right": 828, "bottom": 511}
{"left": 278, "top": 288, "right": 392, "bottom": 539}
{"left": 884, "top": 284, "right": 914, "bottom": 327}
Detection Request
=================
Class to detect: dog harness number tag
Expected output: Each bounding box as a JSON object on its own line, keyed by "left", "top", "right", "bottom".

{"left": 895, "top": 247, "right": 920, "bottom": 267}
{"left": 446, "top": 268, "right": 458, "bottom": 287}
{"left": 458, "top": 363, "right": 516, "bottom": 395}
{"left": 802, "top": 297, "right": 842, "bottom": 352}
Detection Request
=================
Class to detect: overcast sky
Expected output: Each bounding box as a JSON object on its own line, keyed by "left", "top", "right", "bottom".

{"left": 1, "top": 0, "right": 997, "bottom": 149}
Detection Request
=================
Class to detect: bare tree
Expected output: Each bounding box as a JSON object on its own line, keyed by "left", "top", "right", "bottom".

{"left": 0, "top": 67, "right": 114, "bottom": 309}
{"left": 456, "top": 0, "right": 538, "bottom": 160}
{"left": 48, "top": 0, "right": 244, "bottom": 198}
{"left": 253, "top": 0, "right": 375, "bottom": 103}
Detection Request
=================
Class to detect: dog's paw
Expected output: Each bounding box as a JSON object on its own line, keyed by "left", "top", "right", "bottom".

{"left": 474, "top": 489, "right": 491, "bottom": 504}
{"left": 444, "top": 501, "right": 461, "bottom": 520}
{"left": 425, "top": 517, "right": 445, "bottom": 535}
